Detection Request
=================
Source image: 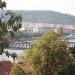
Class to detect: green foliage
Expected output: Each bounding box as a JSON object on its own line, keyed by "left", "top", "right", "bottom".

{"left": 69, "top": 47, "right": 75, "bottom": 58}
{"left": 58, "top": 63, "right": 75, "bottom": 75}
{"left": 11, "top": 53, "right": 17, "bottom": 60}
{"left": 0, "top": 42, "right": 4, "bottom": 54}
{"left": 0, "top": 0, "right": 6, "bottom": 9}
{"left": 24, "top": 32, "right": 72, "bottom": 75}
{"left": 6, "top": 11, "right": 22, "bottom": 32}
{"left": 5, "top": 51, "right": 10, "bottom": 57}
{"left": 0, "top": 1, "right": 22, "bottom": 54}
{"left": 9, "top": 64, "right": 26, "bottom": 75}
{"left": 23, "top": 49, "right": 33, "bottom": 63}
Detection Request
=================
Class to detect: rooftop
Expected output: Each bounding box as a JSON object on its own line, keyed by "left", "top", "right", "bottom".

{"left": 0, "top": 61, "right": 12, "bottom": 75}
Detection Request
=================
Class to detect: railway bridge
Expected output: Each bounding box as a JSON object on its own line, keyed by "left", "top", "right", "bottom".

{"left": 9, "top": 39, "right": 33, "bottom": 49}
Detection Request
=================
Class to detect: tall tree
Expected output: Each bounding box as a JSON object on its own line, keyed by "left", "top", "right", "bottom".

{"left": 25, "top": 32, "right": 73, "bottom": 75}
{"left": 0, "top": 0, "right": 22, "bottom": 54}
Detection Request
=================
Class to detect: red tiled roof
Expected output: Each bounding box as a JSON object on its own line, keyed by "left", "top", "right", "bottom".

{"left": 0, "top": 61, "right": 12, "bottom": 75}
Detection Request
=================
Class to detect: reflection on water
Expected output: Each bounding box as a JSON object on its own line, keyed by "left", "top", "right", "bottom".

{"left": 4, "top": 48, "right": 24, "bottom": 55}
{"left": 0, "top": 48, "right": 25, "bottom": 61}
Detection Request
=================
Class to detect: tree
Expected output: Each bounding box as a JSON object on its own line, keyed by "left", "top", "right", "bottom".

{"left": 11, "top": 53, "right": 17, "bottom": 60}
{"left": 0, "top": 0, "right": 22, "bottom": 54}
{"left": 25, "top": 32, "right": 73, "bottom": 75}
{"left": 0, "top": 0, "right": 6, "bottom": 9}
{"left": 69, "top": 46, "right": 75, "bottom": 58}
{"left": 5, "top": 51, "right": 10, "bottom": 57}
{"left": 58, "top": 63, "right": 75, "bottom": 75}
{"left": 9, "top": 64, "right": 26, "bottom": 75}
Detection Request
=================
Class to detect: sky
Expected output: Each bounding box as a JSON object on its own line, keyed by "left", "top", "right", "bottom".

{"left": 5, "top": 0, "right": 75, "bottom": 16}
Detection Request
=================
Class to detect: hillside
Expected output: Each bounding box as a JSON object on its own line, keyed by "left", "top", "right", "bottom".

{"left": 0, "top": 10, "right": 75, "bottom": 25}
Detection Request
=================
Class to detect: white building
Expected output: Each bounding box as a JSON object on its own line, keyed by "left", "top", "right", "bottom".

{"left": 21, "top": 22, "right": 75, "bottom": 34}
{"left": 66, "top": 34, "right": 75, "bottom": 47}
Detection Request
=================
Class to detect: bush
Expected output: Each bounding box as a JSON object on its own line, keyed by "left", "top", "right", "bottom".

{"left": 9, "top": 64, "right": 26, "bottom": 75}
{"left": 59, "top": 63, "right": 75, "bottom": 75}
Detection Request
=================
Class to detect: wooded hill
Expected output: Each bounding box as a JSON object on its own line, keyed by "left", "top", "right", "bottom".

{"left": 0, "top": 10, "right": 75, "bottom": 25}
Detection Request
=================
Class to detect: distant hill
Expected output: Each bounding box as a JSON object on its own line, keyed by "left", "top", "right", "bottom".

{"left": 0, "top": 10, "right": 75, "bottom": 25}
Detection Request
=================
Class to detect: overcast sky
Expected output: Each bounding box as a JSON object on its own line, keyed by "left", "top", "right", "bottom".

{"left": 5, "top": 0, "right": 75, "bottom": 15}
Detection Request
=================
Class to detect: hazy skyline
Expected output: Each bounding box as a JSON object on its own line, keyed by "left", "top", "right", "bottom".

{"left": 6, "top": 0, "right": 75, "bottom": 15}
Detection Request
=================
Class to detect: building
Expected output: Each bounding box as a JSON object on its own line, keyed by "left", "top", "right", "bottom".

{"left": 66, "top": 34, "right": 75, "bottom": 47}
{"left": 0, "top": 61, "right": 12, "bottom": 75}
{"left": 21, "top": 23, "right": 75, "bottom": 34}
